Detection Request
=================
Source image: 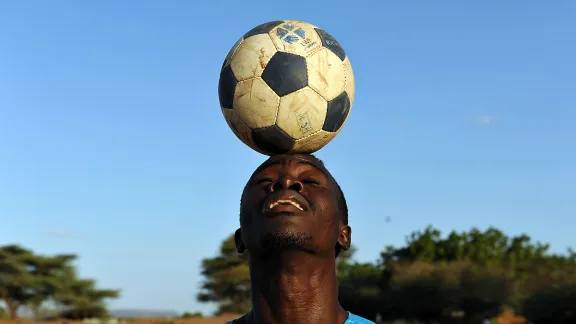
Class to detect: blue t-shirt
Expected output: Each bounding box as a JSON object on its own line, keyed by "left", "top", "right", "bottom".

{"left": 225, "top": 311, "right": 374, "bottom": 323}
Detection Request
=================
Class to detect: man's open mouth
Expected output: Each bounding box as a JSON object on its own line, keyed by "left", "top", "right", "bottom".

{"left": 262, "top": 191, "right": 309, "bottom": 213}
{"left": 266, "top": 199, "right": 303, "bottom": 211}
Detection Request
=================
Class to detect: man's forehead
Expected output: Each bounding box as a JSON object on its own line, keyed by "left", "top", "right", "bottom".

{"left": 251, "top": 154, "right": 329, "bottom": 177}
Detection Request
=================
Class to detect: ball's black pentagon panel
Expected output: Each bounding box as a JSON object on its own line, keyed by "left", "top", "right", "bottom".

{"left": 244, "top": 20, "right": 285, "bottom": 39}
{"left": 261, "top": 52, "right": 308, "bottom": 97}
{"left": 323, "top": 91, "right": 350, "bottom": 132}
{"left": 252, "top": 125, "right": 295, "bottom": 154}
{"left": 218, "top": 64, "right": 237, "bottom": 109}
{"left": 314, "top": 28, "right": 346, "bottom": 61}
{"left": 222, "top": 38, "right": 243, "bottom": 68}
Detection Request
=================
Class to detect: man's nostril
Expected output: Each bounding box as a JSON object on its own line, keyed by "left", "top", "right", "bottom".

{"left": 269, "top": 180, "right": 302, "bottom": 192}
{"left": 289, "top": 181, "right": 303, "bottom": 192}
{"left": 269, "top": 181, "right": 282, "bottom": 192}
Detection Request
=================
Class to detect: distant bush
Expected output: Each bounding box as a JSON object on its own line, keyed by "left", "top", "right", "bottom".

{"left": 181, "top": 311, "right": 204, "bottom": 318}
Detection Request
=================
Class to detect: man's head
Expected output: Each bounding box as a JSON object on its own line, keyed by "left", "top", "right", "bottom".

{"left": 235, "top": 154, "right": 351, "bottom": 259}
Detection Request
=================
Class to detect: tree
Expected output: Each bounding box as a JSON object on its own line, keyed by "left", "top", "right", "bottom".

{"left": 0, "top": 245, "right": 41, "bottom": 319}
{"left": 182, "top": 311, "right": 204, "bottom": 318}
{"left": 0, "top": 244, "right": 120, "bottom": 320}
{"left": 25, "top": 252, "right": 78, "bottom": 319}
{"left": 338, "top": 261, "right": 383, "bottom": 321}
{"left": 53, "top": 268, "right": 120, "bottom": 319}
{"left": 518, "top": 254, "right": 576, "bottom": 323}
{"left": 521, "top": 283, "right": 576, "bottom": 323}
{"left": 378, "top": 226, "right": 576, "bottom": 322}
{"left": 197, "top": 234, "right": 251, "bottom": 314}
{"left": 386, "top": 261, "right": 452, "bottom": 322}
{"left": 381, "top": 226, "right": 551, "bottom": 268}
{"left": 336, "top": 245, "right": 357, "bottom": 279}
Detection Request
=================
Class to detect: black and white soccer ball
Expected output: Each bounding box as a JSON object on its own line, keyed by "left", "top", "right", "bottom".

{"left": 218, "top": 20, "right": 355, "bottom": 155}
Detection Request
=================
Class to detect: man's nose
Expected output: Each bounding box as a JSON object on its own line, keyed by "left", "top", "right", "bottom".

{"left": 269, "top": 176, "right": 303, "bottom": 192}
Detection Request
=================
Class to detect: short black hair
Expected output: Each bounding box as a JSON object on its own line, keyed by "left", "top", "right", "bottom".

{"left": 240, "top": 154, "right": 348, "bottom": 225}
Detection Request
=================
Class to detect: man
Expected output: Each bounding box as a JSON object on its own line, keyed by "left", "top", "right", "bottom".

{"left": 226, "top": 154, "right": 374, "bottom": 324}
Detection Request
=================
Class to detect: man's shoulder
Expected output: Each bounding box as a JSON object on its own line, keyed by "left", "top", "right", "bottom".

{"left": 225, "top": 312, "right": 374, "bottom": 323}
{"left": 225, "top": 313, "right": 248, "bottom": 324}
{"left": 345, "top": 312, "right": 375, "bottom": 323}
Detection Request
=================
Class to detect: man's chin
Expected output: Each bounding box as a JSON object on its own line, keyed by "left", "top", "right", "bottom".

{"left": 259, "top": 230, "right": 313, "bottom": 255}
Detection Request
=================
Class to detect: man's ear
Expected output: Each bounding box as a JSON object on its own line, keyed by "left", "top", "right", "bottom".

{"left": 337, "top": 225, "right": 351, "bottom": 252}
{"left": 234, "top": 228, "right": 246, "bottom": 254}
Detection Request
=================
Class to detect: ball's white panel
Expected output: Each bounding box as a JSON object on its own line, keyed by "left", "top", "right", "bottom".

{"left": 233, "top": 78, "right": 280, "bottom": 129}
{"left": 268, "top": 20, "right": 323, "bottom": 57}
{"left": 230, "top": 34, "right": 277, "bottom": 81}
{"left": 276, "top": 87, "right": 327, "bottom": 140}
{"left": 306, "top": 48, "right": 346, "bottom": 101}
{"left": 223, "top": 38, "right": 243, "bottom": 68}
{"left": 343, "top": 56, "right": 356, "bottom": 105}
{"left": 291, "top": 130, "right": 338, "bottom": 153}
{"left": 221, "top": 108, "right": 254, "bottom": 148}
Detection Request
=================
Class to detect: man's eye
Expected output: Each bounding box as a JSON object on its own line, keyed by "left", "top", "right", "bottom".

{"left": 257, "top": 177, "right": 273, "bottom": 184}
{"left": 302, "top": 178, "right": 321, "bottom": 185}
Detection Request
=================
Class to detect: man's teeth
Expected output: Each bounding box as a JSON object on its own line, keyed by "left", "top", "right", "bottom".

{"left": 268, "top": 200, "right": 303, "bottom": 211}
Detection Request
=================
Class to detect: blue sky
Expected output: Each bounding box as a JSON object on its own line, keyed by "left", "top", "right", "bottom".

{"left": 1, "top": 0, "right": 575, "bottom": 316}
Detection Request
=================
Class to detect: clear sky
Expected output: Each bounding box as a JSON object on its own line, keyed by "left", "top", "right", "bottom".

{"left": 2, "top": 0, "right": 575, "bottom": 316}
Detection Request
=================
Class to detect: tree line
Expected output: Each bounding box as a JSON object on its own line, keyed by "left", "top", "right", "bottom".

{"left": 198, "top": 226, "right": 576, "bottom": 323}
{"left": 0, "top": 244, "right": 119, "bottom": 320}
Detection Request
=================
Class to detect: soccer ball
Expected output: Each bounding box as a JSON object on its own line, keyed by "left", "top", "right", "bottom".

{"left": 218, "top": 20, "right": 355, "bottom": 155}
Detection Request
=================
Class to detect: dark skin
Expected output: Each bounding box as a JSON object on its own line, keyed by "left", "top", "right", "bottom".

{"left": 234, "top": 154, "right": 352, "bottom": 324}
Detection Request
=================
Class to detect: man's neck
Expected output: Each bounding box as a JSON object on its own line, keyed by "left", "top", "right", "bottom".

{"left": 246, "top": 251, "right": 348, "bottom": 324}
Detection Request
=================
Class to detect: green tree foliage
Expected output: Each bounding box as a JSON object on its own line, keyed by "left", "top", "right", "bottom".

{"left": 0, "top": 244, "right": 120, "bottom": 320}
{"left": 200, "top": 226, "right": 576, "bottom": 323}
{"left": 336, "top": 245, "right": 357, "bottom": 278}
{"left": 521, "top": 284, "right": 576, "bottom": 323}
{"left": 374, "top": 226, "right": 576, "bottom": 323}
{"left": 381, "top": 226, "right": 551, "bottom": 268}
{"left": 380, "top": 260, "right": 515, "bottom": 323}
{"left": 197, "top": 234, "right": 251, "bottom": 314}
{"left": 338, "top": 261, "right": 382, "bottom": 320}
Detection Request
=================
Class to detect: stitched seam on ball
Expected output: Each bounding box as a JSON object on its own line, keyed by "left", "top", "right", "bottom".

{"left": 297, "top": 129, "right": 321, "bottom": 142}
{"left": 275, "top": 86, "right": 308, "bottom": 124}
{"left": 343, "top": 59, "right": 348, "bottom": 96}
{"left": 231, "top": 38, "right": 244, "bottom": 62}
{"left": 272, "top": 89, "right": 281, "bottom": 124}
{"left": 228, "top": 39, "right": 244, "bottom": 80}
{"left": 305, "top": 51, "right": 346, "bottom": 102}
{"left": 268, "top": 32, "right": 282, "bottom": 52}
{"left": 303, "top": 86, "right": 331, "bottom": 136}
{"left": 304, "top": 45, "right": 323, "bottom": 58}
{"left": 304, "top": 28, "right": 325, "bottom": 58}
{"left": 231, "top": 109, "right": 250, "bottom": 128}
{"left": 307, "top": 85, "right": 325, "bottom": 101}
{"left": 230, "top": 109, "right": 252, "bottom": 146}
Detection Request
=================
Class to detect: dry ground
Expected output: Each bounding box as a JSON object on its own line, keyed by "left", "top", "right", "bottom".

{"left": 0, "top": 311, "right": 527, "bottom": 324}
{"left": 0, "top": 313, "right": 240, "bottom": 324}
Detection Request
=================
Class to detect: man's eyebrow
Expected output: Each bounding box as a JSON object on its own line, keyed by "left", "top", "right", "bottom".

{"left": 295, "top": 160, "right": 329, "bottom": 177}
{"left": 252, "top": 160, "right": 280, "bottom": 175}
